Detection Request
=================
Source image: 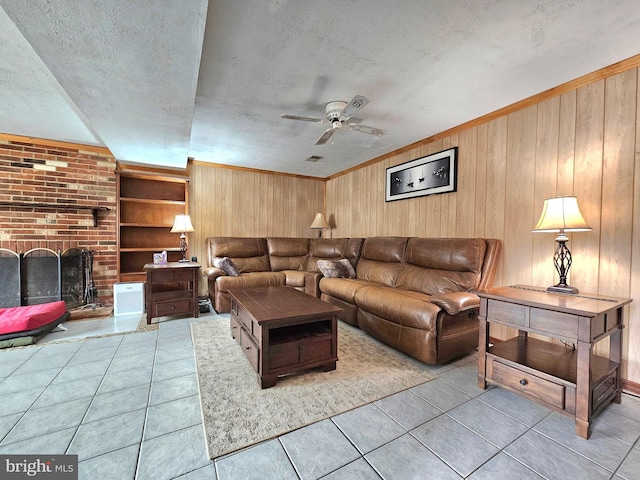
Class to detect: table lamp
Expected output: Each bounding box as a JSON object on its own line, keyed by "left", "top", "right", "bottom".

{"left": 171, "top": 214, "right": 195, "bottom": 262}
{"left": 309, "top": 213, "right": 331, "bottom": 237}
{"left": 532, "top": 196, "right": 591, "bottom": 294}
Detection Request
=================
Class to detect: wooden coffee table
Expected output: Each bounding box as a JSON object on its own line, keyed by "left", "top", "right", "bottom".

{"left": 229, "top": 286, "right": 343, "bottom": 388}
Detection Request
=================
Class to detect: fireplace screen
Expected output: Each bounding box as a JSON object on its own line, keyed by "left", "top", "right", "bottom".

{"left": 0, "top": 247, "right": 86, "bottom": 309}
{"left": 61, "top": 248, "right": 84, "bottom": 309}
{"left": 21, "top": 248, "right": 61, "bottom": 306}
{"left": 0, "top": 248, "right": 21, "bottom": 307}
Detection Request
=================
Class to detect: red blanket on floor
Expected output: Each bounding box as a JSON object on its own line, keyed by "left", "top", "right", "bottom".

{"left": 0, "top": 301, "right": 67, "bottom": 336}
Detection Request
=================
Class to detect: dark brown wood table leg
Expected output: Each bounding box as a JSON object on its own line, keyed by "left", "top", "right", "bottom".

{"left": 575, "top": 339, "right": 592, "bottom": 439}
{"left": 477, "top": 316, "right": 488, "bottom": 389}
{"left": 321, "top": 361, "right": 336, "bottom": 372}
{"left": 260, "top": 374, "right": 278, "bottom": 389}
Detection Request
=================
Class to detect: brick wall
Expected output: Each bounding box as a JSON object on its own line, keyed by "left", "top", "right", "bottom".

{"left": 0, "top": 137, "right": 117, "bottom": 305}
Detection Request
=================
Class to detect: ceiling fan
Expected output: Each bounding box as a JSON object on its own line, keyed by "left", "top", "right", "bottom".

{"left": 282, "top": 95, "right": 385, "bottom": 145}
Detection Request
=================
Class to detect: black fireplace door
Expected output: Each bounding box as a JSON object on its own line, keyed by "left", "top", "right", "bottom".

{"left": 0, "top": 248, "right": 21, "bottom": 307}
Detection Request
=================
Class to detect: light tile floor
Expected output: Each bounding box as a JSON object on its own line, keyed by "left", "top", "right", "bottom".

{"left": 0, "top": 313, "right": 639, "bottom": 479}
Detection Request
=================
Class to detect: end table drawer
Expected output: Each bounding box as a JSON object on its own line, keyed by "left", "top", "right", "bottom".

{"left": 487, "top": 300, "right": 526, "bottom": 327}
{"left": 154, "top": 300, "right": 192, "bottom": 317}
{"left": 151, "top": 268, "right": 196, "bottom": 283}
{"left": 489, "top": 358, "right": 565, "bottom": 410}
{"left": 236, "top": 308, "right": 254, "bottom": 334}
{"left": 240, "top": 329, "right": 259, "bottom": 372}
{"left": 230, "top": 316, "right": 241, "bottom": 344}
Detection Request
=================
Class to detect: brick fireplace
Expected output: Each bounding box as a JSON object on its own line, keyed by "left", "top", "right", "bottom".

{"left": 0, "top": 136, "right": 117, "bottom": 306}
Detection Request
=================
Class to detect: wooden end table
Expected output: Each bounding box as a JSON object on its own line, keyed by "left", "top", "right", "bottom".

{"left": 143, "top": 261, "right": 200, "bottom": 324}
{"left": 229, "top": 286, "right": 343, "bottom": 388}
{"left": 477, "top": 285, "right": 631, "bottom": 439}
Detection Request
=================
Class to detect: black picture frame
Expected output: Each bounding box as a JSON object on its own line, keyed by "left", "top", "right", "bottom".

{"left": 385, "top": 147, "right": 457, "bottom": 202}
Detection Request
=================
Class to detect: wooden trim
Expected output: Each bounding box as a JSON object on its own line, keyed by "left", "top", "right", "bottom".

{"left": 116, "top": 163, "right": 189, "bottom": 181}
{"left": 622, "top": 379, "right": 640, "bottom": 396}
{"left": 328, "top": 53, "right": 640, "bottom": 181}
{"left": 0, "top": 133, "right": 112, "bottom": 155}
{"left": 188, "top": 158, "right": 322, "bottom": 181}
{"left": 116, "top": 160, "right": 189, "bottom": 179}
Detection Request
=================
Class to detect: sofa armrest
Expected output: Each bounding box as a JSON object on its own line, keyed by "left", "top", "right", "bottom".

{"left": 430, "top": 292, "right": 479, "bottom": 315}
{"left": 304, "top": 271, "right": 323, "bottom": 298}
{"left": 205, "top": 267, "right": 226, "bottom": 282}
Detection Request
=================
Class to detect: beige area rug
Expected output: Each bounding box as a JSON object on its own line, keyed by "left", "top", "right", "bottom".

{"left": 136, "top": 315, "right": 159, "bottom": 332}
{"left": 191, "top": 318, "right": 436, "bottom": 459}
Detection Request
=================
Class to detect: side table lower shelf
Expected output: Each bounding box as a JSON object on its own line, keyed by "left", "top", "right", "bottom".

{"left": 486, "top": 337, "right": 618, "bottom": 417}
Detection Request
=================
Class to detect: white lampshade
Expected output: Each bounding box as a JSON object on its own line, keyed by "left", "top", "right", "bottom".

{"left": 170, "top": 214, "right": 195, "bottom": 233}
{"left": 533, "top": 196, "right": 591, "bottom": 233}
{"left": 309, "top": 213, "right": 331, "bottom": 230}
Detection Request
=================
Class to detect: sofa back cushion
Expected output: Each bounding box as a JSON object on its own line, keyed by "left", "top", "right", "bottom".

{"left": 345, "top": 238, "right": 365, "bottom": 267}
{"left": 307, "top": 238, "right": 347, "bottom": 272}
{"left": 206, "top": 237, "right": 271, "bottom": 273}
{"left": 267, "top": 237, "right": 310, "bottom": 271}
{"left": 396, "top": 238, "right": 487, "bottom": 295}
{"left": 356, "top": 237, "right": 408, "bottom": 287}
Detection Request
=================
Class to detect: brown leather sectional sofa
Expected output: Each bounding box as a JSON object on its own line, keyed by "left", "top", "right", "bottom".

{"left": 205, "top": 236, "right": 500, "bottom": 364}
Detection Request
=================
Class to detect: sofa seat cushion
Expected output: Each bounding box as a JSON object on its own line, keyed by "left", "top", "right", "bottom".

{"left": 282, "top": 270, "right": 306, "bottom": 288}
{"left": 216, "top": 272, "right": 285, "bottom": 292}
{"left": 354, "top": 285, "right": 441, "bottom": 331}
{"left": 319, "top": 277, "right": 372, "bottom": 304}
{"left": 358, "top": 310, "right": 439, "bottom": 364}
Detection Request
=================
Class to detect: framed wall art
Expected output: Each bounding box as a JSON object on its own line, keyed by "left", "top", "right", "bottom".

{"left": 385, "top": 147, "right": 457, "bottom": 202}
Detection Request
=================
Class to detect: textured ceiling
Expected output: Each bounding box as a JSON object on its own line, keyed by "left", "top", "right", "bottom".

{"left": 1, "top": 1, "right": 640, "bottom": 177}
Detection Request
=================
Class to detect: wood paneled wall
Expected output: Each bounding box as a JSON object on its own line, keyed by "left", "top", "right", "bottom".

{"left": 326, "top": 68, "right": 640, "bottom": 385}
{"left": 188, "top": 161, "right": 325, "bottom": 288}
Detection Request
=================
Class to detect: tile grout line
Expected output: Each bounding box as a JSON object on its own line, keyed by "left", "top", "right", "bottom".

{"left": 66, "top": 335, "right": 128, "bottom": 459}
{"left": 133, "top": 328, "right": 161, "bottom": 480}
{"left": 0, "top": 339, "right": 91, "bottom": 450}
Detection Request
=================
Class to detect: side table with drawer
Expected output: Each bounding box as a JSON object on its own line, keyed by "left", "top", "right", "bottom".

{"left": 477, "top": 285, "right": 631, "bottom": 439}
{"left": 143, "top": 261, "right": 200, "bottom": 324}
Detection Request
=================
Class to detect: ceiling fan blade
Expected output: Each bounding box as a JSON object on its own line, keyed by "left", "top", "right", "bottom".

{"left": 340, "top": 95, "right": 369, "bottom": 120}
{"left": 315, "top": 128, "right": 335, "bottom": 145}
{"left": 281, "top": 114, "right": 325, "bottom": 123}
{"left": 348, "top": 123, "right": 385, "bottom": 136}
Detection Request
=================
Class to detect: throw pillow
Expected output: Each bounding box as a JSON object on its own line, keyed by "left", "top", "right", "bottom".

{"left": 213, "top": 257, "right": 240, "bottom": 276}
{"left": 317, "top": 259, "right": 356, "bottom": 279}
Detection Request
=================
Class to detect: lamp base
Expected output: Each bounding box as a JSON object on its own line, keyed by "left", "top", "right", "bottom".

{"left": 547, "top": 284, "right": 579, "bottom": 295}
{"left": 178, "top": 258, "right": 190, "bottom": 263}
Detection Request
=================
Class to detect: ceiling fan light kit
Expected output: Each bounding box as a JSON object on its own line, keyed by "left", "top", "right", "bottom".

{"left": 282, "top": 94, "right": 385, "bottom": 146}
